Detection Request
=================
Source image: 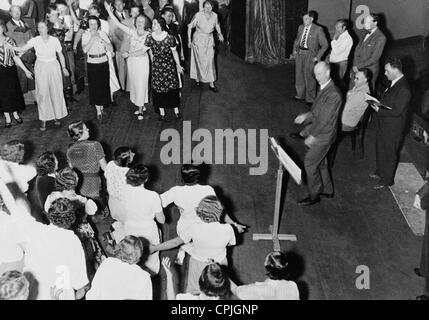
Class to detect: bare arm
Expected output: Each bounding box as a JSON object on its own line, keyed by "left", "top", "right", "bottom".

{"left": 104, "top": 1, "right": 133, "bottom": 35}
{"left": 66, "top": 0, "right": 80, "bottom": 25}
{"left": 215, "top": 15, "right": 223, "bottom": 42}
{"left": 13, "top": 56, "right": 32, "bottom": 78}
{"left": 161, "top": 257, "right": 176, "bottom": 300}
{"left": 99, "top": 158, "right": 107, "bottom": 171}
{"left": 170, "top": 47, "right": 184, "bottom": 73}
{"left": 151, "top": 236, "right": 184, "bottom": 253}
{"left": 155, "top": 211, "right": 165, "bottom": 224}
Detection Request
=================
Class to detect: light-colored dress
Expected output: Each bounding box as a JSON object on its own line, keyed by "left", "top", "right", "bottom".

{"left": 127, "top": 30, "right": 150, "bottom": 107}
{"left": 104, "top": 161, "right": 129, "bottom": 222}
{"left": 28, "top": 36, "right": 68, "bottom": 121}
{"left": 189, "top": 11, "right": 220, "bottom": 83}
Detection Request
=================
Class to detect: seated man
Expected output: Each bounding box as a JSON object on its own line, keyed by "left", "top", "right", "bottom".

{"left": 341, "top": 68, "right": 371, "bottom": 131}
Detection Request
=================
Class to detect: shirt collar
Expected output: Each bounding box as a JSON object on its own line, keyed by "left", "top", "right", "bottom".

{"left": 320, "top": 79, "right": 331, "bottom": 91}
{"left": 391, "top": 74, "right": 404, "bottom": 88}
{"left": 12, "top": 19, "right": 22, "bottom": 25}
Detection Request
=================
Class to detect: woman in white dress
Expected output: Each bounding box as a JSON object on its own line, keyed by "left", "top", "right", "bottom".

{"left": 10, "top": 21, "right": 69, "bottom": 131}
{"left": 104, "top": 146, "right": 135, "bottom": 223}
{"left": 105, "top": 2, "right": 150, "bottom": 121}
{"left": 120, "top": 164, "right": 165, "bottom": 274}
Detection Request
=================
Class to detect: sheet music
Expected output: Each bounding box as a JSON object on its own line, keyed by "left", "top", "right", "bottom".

{"left": 270, "top": 138, "right": 302, "bottom": 184}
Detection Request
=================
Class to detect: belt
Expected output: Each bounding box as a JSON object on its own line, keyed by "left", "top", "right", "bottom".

{"left": 88, "top": 53, "right": 106, "bottom": 58}
{"left": 299, "top": 46, "right": 309, "bottom": 51}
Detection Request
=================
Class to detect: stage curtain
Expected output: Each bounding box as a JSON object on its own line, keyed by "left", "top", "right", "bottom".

{"left": 245, "top": 0, "right": 287, "bottom": 65}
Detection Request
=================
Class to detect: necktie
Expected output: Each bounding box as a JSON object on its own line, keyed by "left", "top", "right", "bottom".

{"left": 300, "top": 26, "right": 309, "bottom": 48}
{"left": 121, "top": 13, "right": 125, "bottom": 20}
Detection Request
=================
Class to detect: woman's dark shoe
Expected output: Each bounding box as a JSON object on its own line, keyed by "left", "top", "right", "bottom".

{"left": 5, "top": 122, "right": 11, "bottom": 128}
{"left": 209, "top": 86, "right": 219, "bottom": 93}
{"left": 195, "top": 81, "right": 200, "bottom": 87}
{"left": 414, "top": 268, "right": 424, "bottom": 277}
{"left": 13, "top": 116, "right": 23, "bottom": 124}
{"left": 175, "top": 112, "right": 182, "bottom": 120}
{"left": 158, "top": 115, "right": 166, "bottom": 121}
{"left": 54, "top": 119, "right": 61, "bottom": 126}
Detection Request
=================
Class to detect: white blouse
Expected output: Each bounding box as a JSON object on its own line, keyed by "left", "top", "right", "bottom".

{"left": 104, "top": 161, "right": 129, "bottom": 199}
{"left": 28, "top": 36, "right": 62, "bottom": 62}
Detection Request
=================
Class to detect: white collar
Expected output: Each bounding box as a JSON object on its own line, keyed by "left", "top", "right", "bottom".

{"left": 391, "top": 74, "right": 404, "bottom": 88}
{"left": 12, "top": 18, "right": 23, "bottom": 25}
{"left": 320, "top": 79, "right": 331, "bottom": 90}
{"left": 366, "top": 27, "right": 377, "bottom": 38}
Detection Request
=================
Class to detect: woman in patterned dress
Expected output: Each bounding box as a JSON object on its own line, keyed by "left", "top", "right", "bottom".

{"left": 145, "top": 17, "right": 184, "bottom": 121}
{"left": 0, "top": 21, "right": 32, "bottom": 128}
{"left": 188, "top": 0, "right": 223, "bottom": 92}
{"left": 66, "top": 120, "right": 109, "bottom": 221}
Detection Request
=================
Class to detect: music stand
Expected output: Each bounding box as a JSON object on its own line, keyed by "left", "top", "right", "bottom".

{"left": 252, "top": 137, "right": 301, "bottom": 251}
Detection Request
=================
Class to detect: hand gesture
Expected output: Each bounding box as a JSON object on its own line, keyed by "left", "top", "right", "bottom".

{"left": 161, "top": 257, "right": 172, "bottom": 277}
{"left": 66, "top": 0, "right": 74, "bottom": 7}
{"left": 294, "top": 113, "right": 308, "bottom": 124}
{"left": 62, "top": 68, "right": 70, "bottom": 77}
{"left": 218, "top": 34, "right": 224, "bottom": 43}
{"left": 25, "top": 70, "right": 33, "bottom": 79}
{"left": 304, "top": 135, "right": 316, "bottom": 148}
{"left": 234, "top": 222, "right": 248, "bottom": 234}
{"left": 352, "top": 66, "right": 358, "bottom": 73}
{"left": 104, "top": 1, "right": 112, "bottom": 12}
{"left": 177, "top": 64, "right": 184, "bottom": 74}
{"left": 50, "top": 285, "right": 75, "bottom": 300}
{"left": 122, "top": 51, "right": 129, "bottom": 58}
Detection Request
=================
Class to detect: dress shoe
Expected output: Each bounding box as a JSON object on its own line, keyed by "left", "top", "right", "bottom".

{"left": 175, "top": 112, "right": 182, "bottom": 120}
{"left": 320, "top": 193, "right": 334, "bottom": 199}
{"left": 414, "top": 268, "right": 424, "bottom": 277}
{"left": 369, "top": 173, "right": 380, "bottom": 180}
{"left": 373, "top": 184, "right": 388, "bottom": 190}
{"left": 158, "top": 115, "right": 166, "bottom": 121}
{"left": 294, "top": 96, "right": 305, "bottom": 101}
{"left": 137, "top": 113, "right": 144, "bottom": 121}
{"left": 289, "top": 132, "right": 304, "bottom": 140}
{"left": 416, "top": 295, "right": 429, "bottom": 300}
{"left": 298, "top": 196, "right": 320, "bottom": 206}
{"left": 54, "top": 120, "right": 61, "bottom": 126}
{"left": 13, "top": 116, "right": 23, "bottom": 124}
{"left": 209, "top": 86, "right": 219, "bottom": 93}
{"left": 97, "top": 113, "right": 103, "bottom": 122}
{"left": 5, "top": 122, "right": 11, "bottom": 128}
{"left": 195, "top": 81, "right": 201, "bottom": 87}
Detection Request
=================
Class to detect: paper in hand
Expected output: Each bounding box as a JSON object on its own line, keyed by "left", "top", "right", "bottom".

{"left": 365, "top": 94, "right": 392, "bottom": 111}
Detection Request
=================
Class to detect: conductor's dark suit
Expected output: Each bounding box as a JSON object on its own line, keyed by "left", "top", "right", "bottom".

{"left": 375, "top": 76, "right": 411, "bottom": 186}
{"left": 417, "top": 181, "right": 429, "bottom": 294}
{"left": 301, "top": 80, "right": 343, "bottom": 197}
{"left": 294, "top": 23, "right": 329, "bottom": 103}
{"left": 352, "top": 28, "right": 386, "bottom": 89}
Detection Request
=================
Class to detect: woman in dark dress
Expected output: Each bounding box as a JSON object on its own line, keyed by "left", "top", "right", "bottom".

{"left": 0, "top": 21, "right": 32, "bottom": 128}
{"left": 66, "top": 121, "right": 109, "bottom": 221}
{"left": 27, "top": 151, "right": 58, "bottom": 224}
{"left": 145, "top": 17, "right": 184, "bottom": 120}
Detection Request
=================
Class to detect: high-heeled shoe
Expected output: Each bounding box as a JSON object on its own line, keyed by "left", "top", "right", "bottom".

{"left": 209, "top": 86, "right": 219, "bottom": 93}
{"left": 175, "top": 112, "right": 182, "bottom": 119}
{"left": 158, "top": 115, "right": 165, "bottom": 121}
{"left": 195, "top": 81, "right": 201, "bottom": 87}
{"left": 5, "top": 122, "right": 11, "bottom": 128}
{"left": 13, "top": 116, "right": 23, "bottom": 124}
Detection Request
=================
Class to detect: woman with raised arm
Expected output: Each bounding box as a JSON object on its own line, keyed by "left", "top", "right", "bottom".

{"left": 9, "top": 21, "right": 69, "bottom": 131}
{"left": 188, "top": 0, "right": 223, "bottom": 92}
{"left": 144, "top": 16, "right": 184, "bottom": 120}
{"left": 105, "top": 2, "right": 151, "bottom": 120}
{"left": 81, "top": 15, "right": 113, "bottom": 120}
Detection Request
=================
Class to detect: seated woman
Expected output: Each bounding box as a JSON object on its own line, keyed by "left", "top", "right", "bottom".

{"left": 151, "top": 195, "right": 236, "bottom": 294}
{"left": 162, "top": 257, "right": 233, "bottom": 300}
{"left": 341, "top": 68, "right": 372, "bottom": 132}
{"left": 44, "top": 167, "right": 105, "bottom": 280}
{"left": 233, "top": 251, "right": 300, "bottom": 300}
{"left": 86, "top": 235, "right": 152, "bottom": 300}
{"left": 117, "top": 165, "right": 165, "bottom": 274}
{"left": 27, "top": 151, "right": 58, "bottom": 224}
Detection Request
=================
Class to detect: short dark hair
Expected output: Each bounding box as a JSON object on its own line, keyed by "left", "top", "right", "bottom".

{"left": 116, "top": 235, "right": 144, "bottom": 264}
{"left": 202, "top": 0, "right": 214, "bottom": 8}
{"left": 126, "top": 164, "right": 149, "bottom": 186}
{"left": 0, "top": 20, "right": 6, "bottom": 35}
{"left": 160, "top": 6, "right": 175, "bottom": 17}
{"left": 385, "top": 56, "right": 403, "bottom": 72}
{"left": 155, "top": 17, "right": 168, "bottom": 32}
{"left": 0, "top": 271, "right": 29, "bottom": 300}
{"left": 306, "top": 10, "right": 317, "bottom": 20}
{"left": 114, "top": 146, "right": 134, "bottom": 167}
{"left": 264, "top": 251, "right": 290, "bottom": 280}
{"left": 56, "top": 167, "right": 79, "bottom": 191}
{"left": 357, "top": 68, "right": 372, "bottom": 83}
{"left": 369, "top": 13, "right": 380, "bottom": 24}
{"left": 196, "top": 195, "right": 223, "bottom": 223}
{"left": 46, "top": 4, "right": 58, "bottom": 15}
{"left": 135, "top": 14, "right": 150, "bottom": 29}
{"left": 1, "top": 140, "right": 25, "bottom": 163}
{"left": 35, "top": 151, "right": 57, "bottom": 176}
{"left": 336, "top": 19, "right": 348, "bottom": 29}
{"left": 199, "top": 262, "right": 231, "bottom": 299}
{"left": 46, "top": 197, "right": 76, "bottom": 229}
{"left": 88, "top": 3, "right": 101, "bottom": 13}
{"left": 87, "top": 15, "right": 101, "bottom": 29}
{"left": 67, "top": 120, "right": 86, "bottom": 141}
{"left": 181, "top": 163, "right": 200, "bottom": 185}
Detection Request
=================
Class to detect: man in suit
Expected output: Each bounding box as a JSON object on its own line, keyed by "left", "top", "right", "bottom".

{"left": 414, "top": 179, "right": 429, "bottom": 299}
{"left": 293, "top": 11, "right": 329, "bottom": 105}
{"left": 351, "top": 13, "right": 386, "bottom": 90}
{"left": 6, "top": 5, "right": 36, "bottom": 105}
{"left": 370, "top": 57, "right": 411, "bottom": 189}
{"left": 108, "top": 0, "right": 129, "bottom": 90}
{"left": 294, "top": 62, "right": 343, "bottom": 206}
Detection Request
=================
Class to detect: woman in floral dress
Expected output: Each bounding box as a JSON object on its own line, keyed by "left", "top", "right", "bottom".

{"left": 145, "top": 17, "right": 184, "bottom": 121}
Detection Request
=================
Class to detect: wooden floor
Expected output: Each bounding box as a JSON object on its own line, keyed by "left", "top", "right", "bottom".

{"left": 1, "top": 48, "right": 425, "bottom": 300}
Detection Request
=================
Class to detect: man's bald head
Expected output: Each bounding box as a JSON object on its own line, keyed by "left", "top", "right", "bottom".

{"left": 313, "top": 61, "right": 331, "bottom": 86}
{"left": 10, "top": 5, "right": 22, "bottom": 20}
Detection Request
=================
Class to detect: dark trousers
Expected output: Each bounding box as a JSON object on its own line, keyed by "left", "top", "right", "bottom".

{"left": 304, "top": 141, "right": 334, "bottom": 198}
{"left": 295, "top": 51, "right": 317, "bottom": 103}
{"left": 420, "top": 210, "right": 429, "bottom": 294}
{"left": 375, "top": 119, "right": 403, "bottom": 186}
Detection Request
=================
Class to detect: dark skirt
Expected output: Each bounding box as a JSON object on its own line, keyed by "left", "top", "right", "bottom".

{"left": 0, "top": 65, "right": 25, "bottom": 113}
{"left": 87, "top": 61, "right": 110, "bottom": 106}
{"left": 153, "top": 88, "right": 180, "bottom": 109}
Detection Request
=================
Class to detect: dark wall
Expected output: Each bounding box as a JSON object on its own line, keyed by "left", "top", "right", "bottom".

{"left": 230, "top": 0, "right": 246, "bottom": 60}
{"left": 285, "top": 0, "right": 308, "bottom": 57}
